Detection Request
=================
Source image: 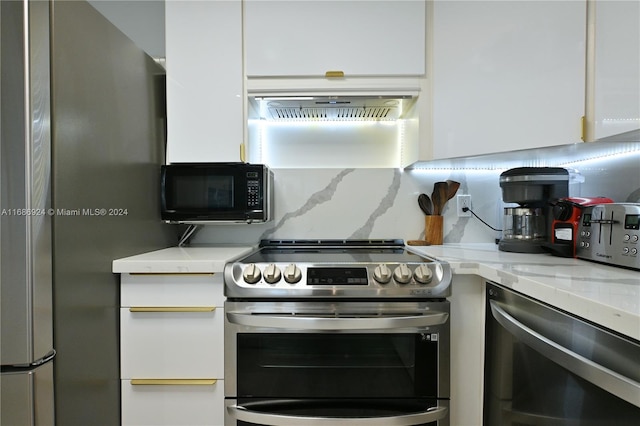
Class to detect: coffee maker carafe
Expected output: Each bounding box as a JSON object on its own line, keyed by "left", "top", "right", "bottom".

{"left": 499, "top": 167, "right": 569, "bottom": 253}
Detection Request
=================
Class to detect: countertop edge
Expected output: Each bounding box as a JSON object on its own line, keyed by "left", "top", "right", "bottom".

{"left": 112, "top": 246, "right": 256, "bottom": 274}
{"left": 411, "top": 244, "right": 640, "bottom": 341}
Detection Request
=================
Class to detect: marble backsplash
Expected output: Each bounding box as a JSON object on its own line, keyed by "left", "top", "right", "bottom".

{"left": 192, "top": 142, "right": 640, "bottom": 246}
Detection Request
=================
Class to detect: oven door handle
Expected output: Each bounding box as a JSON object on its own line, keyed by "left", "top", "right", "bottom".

{"left": 226, "top": 311, "right": 448, "bottom": 330}
{"left": 490, "top": 300, "right": 640, "bottom": 407}
{"left": 227, "top": 404, "right": 448, "bottom": 426}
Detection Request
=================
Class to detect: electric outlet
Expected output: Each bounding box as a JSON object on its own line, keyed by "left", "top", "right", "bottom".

{"left": 457, "top": 195, "right": 472, "bottom": 217}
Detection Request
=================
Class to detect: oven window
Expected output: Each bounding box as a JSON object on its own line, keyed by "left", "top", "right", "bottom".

{"left": 237, "top": 333, "right": 438, "bottom": 398}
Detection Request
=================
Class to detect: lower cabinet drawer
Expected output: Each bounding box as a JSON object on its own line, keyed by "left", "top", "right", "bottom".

{"left": 121, "top": 379, "right": 224, "bottom": 426}
{"left": 120, "top": 307, "right": 223, "bottom": 378}
{"left": 121, "top": 273, "right": 224, "bottom": 307}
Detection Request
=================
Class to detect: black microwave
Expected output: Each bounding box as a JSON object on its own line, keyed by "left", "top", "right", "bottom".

{"left": 161, "top": 163, "right": 273, "bottom": 224}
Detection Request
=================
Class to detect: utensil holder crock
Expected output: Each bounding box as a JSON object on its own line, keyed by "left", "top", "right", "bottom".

{"left": 425, "top": 215, "right": 444, "bottom": 245}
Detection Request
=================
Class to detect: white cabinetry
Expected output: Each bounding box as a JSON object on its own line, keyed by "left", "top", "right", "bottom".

{"left": 590, "top": 0, "right": 640, "bottom": 140}
{"left": 448, "top": 275, "right": 485, "bottom": 426}
{"left": 120, "top": 273, "right": 225, "bottom": 426}
{"left": 430, "top": 0, "right": 586, "bottom": 159}
{"left": 243, "top": 1, "right": 426, "bottom": 168}
{"left": 165, "top": 1, "right": 242, "bottom": 163}
{"left": 244, "top": 0, "right": 426, "bottom": 78}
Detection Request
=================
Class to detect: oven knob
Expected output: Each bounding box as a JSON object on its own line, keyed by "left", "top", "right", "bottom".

{"left": 264, "top": 264, "right": 282, "bottom": 284}
{"left": 373, "top": 264, "right": 392, "bottom": 284}
{"left": 242, "top": 264, "right": 262, "bottom": 284}
{"left": 413, "top": 264, "right": 433, "bottom": 284}
{"left": 283, "top": 264, "right": 302, "bottom": 284}
{"left": 393, "top": 264, "right": 412, "bottom": 284}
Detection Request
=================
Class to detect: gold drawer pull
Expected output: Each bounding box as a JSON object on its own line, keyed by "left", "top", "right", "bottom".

{"left": 129, "top": 306, "right": 216, "bottom": 313}
{"left": 325, "top": 70, "right": 345, "bottom": 78}
{"left": 131, "top": 379, "right": 217, "bottom": 386}
{"left": 129, "top": 273, "right": 215, "bottom": 276}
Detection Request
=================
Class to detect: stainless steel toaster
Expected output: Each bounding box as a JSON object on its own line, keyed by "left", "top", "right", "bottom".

{"left": 576, "top": 203, "right": 640, "bottom": 271}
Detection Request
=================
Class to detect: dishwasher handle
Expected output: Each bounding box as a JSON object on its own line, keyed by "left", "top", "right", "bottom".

{"left": 226, "top": 311, "right": 448, "bottom": 331}
{"left": 227, "top": 404, "right": 448, "bottom": 426}
{"left": 490, "top": 299, "right": 640, "bottom": 408}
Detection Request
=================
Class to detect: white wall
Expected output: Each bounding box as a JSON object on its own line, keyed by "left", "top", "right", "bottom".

{"left": 87, "top": 0, "right": 165, "bottom": 58}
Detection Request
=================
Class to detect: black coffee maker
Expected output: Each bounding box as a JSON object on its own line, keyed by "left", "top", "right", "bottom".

{"left": 498, "top": 167, "right": 569, "bottom": 253}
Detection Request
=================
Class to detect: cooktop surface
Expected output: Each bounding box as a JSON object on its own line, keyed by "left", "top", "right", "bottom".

{"left": 241, "top": 239, "right": 433, "bottom": 263}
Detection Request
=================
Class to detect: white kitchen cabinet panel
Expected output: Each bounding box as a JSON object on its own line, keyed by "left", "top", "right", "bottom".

{"left": 120, "top": 307, "right": 224, "bottom": 379}
{"left": 448, "top": 275, "right": 485, "bottom": 426}
{"left": 592, "top": 0, "right": 640, "bottom": 139}
{"left": 431, "top": 0, "right": 586, "bottom": 159}
{"left": 121, "top": 273, "right": 223, "bottom": 307}
{"left": 244, "top": 0, "right": 426, "bottom": 77}
{"left": 121, "top": 379, "right": 223, "bottom": 426}
{"left": 165, "top": 0, "right": 242, "bottom": 163}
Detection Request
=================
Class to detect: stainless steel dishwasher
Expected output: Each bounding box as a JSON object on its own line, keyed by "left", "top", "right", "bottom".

{"left": 483, "top": 282, "right": 640, "bottom": 425}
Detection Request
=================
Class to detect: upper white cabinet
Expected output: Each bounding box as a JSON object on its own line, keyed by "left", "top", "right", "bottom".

{"left": 244, "top": 0, "right": 426, "bottom": 78}
{"left": 165, "top": 1, "right": 243, "bottom": 163}
{"left": 591, "top": 0, "right": 640, "bottom": 140}
{"left": 429, "top": 0, "right": 586, "bottom": 160}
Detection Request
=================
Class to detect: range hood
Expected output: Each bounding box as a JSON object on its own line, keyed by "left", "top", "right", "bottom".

{"left": 251, "top": 95, "right": 416, "bottom": 122}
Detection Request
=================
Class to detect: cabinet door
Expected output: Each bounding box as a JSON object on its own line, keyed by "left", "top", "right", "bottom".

{"left": 244, "top": 0, "right": 426, "bottom": 77}
{"left": 120, "top": 307, "right": 224, "bottom": 379}
{"left": 431, "top": 1, "right": 586, "bottom": 159}
{"left": 165, "top": 1, "right": 242, "bottom": 163}
{"left": 592, "top": 0, "right": 640, "bottom": 139}
{"left": 121, "top": 379, "right": 223, "bottom": 426}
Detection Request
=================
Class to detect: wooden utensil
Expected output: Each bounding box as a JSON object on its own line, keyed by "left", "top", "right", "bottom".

{"left": 418, "top": 193, "right": 433, "bottom": 215}
{"left": 407, "top": 240, "right": 430, "bottom": 246}
{"left": 445, "top": 180, "right": 461, "bottom": 201}
{"left": 431, "top": 182, "right": 448, "bottom": 215}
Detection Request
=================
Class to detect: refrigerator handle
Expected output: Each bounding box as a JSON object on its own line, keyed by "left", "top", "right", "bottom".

{"left": 1, "top": 349, "right": 56, "bottom": 373}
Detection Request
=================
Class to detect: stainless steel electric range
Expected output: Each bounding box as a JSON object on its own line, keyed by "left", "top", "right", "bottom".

{"left": 223, "top": 239, "right": 452, "bottom": 426}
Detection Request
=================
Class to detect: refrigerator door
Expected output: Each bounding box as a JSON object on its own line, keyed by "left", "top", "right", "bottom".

{"left": 1, "top": 1, "right": 55, "bottom": 424}
{"left": 1, "top": 361, "right": 55, "bottom": 426}
{"left": 0, "top": 0, "right": 54, "bottom": 366}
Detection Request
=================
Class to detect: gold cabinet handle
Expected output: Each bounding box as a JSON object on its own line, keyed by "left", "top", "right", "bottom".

{"left": 325, "top": 70, "right": 345, "bottom": 78}
{"left": 129, "top": 273, "right": 215, "bottom": 276}
{"left": 129, "top": 306, "right": 216, "bottom": 313}
{"left": 130, "top": 379, "right": 217, "bottom": 386}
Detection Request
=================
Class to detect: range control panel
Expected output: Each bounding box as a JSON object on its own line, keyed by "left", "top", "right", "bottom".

{"left": 577, "top": 203, "right": 640, "bottom": 271}
{"left": 225, "top": 261, "right": 453, "bottom": 299}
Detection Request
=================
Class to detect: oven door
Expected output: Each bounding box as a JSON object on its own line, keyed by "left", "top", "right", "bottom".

{"left": 224, "top": 300, "right": 450, "bottom": 426}
{"left": 484, "top": 282, "right": 640, "bottom": 425}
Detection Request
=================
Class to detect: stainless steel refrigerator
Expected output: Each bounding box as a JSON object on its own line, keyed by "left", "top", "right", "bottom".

{"left": 1, "top": 1, "right": 175, "bottom": 424}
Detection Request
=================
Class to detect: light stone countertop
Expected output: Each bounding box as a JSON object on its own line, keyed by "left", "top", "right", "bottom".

{"left": 407, "top": 243, "right": 640, "bottom": 341}
{"left": 112, "top": 243, "right": 639, "bottom": 340}
{"left": 112, "top": 245, "right": 256, "bottom": 274}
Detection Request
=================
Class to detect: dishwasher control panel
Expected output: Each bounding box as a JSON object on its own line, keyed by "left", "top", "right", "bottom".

{"left": 577, "top": 203, "right": 640, "bottom": 271}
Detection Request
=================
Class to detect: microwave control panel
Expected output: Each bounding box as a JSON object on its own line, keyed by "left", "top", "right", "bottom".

{"left": 246, "top": 177, "right": 261, "bottom": 208}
